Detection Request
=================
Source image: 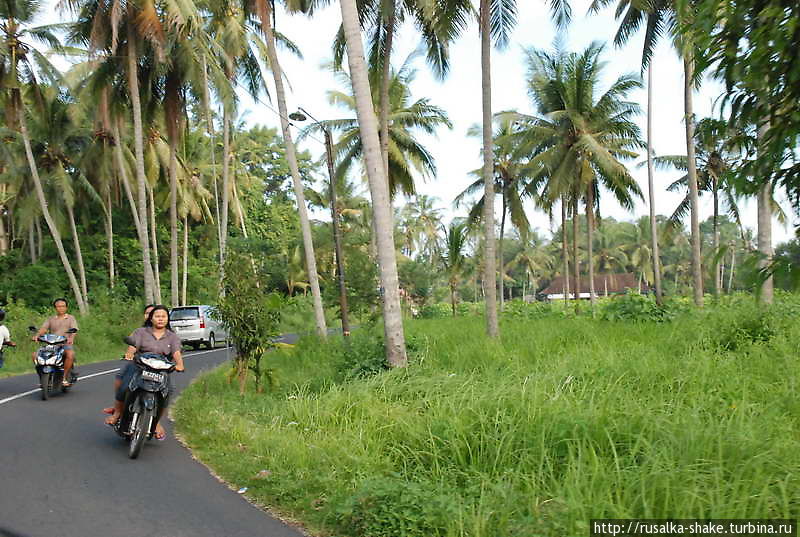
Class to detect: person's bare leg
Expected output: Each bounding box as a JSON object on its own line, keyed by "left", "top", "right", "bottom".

{"left": 62, "top": 350, "right": 75, "bottom": 385}
{"left": 103, "top": 379, "right": 124, "bottom": 414}
{"left": 105, "top": 400, "right": 124, "bottom": 425}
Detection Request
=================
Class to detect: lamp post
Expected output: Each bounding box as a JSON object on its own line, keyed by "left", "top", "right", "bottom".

{"left": 289, "top": 108, "right": 351, "bottom": 336}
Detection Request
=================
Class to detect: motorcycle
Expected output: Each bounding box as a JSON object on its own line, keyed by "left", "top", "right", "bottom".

{"left": 29, "top": 326, "right": 79, "bottom": 400}
{"left": 113, "top": 337, "right": 179, "bottom": 459}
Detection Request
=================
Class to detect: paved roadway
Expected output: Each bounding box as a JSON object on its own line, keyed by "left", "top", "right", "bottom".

{"left": 0, "top": 341, "right": 305, "bottom": 537}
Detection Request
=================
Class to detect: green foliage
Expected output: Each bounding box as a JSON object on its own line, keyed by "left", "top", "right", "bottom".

{"left": 599, "top": 291, "right": 690, "bottom": 322}
{"left": 0, "top": 262, "right": 68, "bottom": 310}
{"left": 502, "top": 299, "right": 561, "bottom": 319}
{"left": 216, "top": 250, "right": 283, "bottom": 392}
{"left": 418, "top": 302, "right": 482, "bottom": 319}
{"left": 334, "top": 476, "right": 458, "bottom": 537}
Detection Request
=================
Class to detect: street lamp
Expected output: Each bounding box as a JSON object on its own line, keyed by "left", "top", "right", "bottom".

{"left": 291, "top": 108, "right": 351, "bottom": 336}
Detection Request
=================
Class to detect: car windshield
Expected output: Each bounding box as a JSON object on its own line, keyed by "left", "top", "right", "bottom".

{"left": 170, "top": 307, "right": 200, "bottom": 321}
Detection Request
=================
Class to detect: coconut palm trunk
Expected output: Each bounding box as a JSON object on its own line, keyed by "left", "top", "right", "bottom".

{"left": 572, "top": 199, "right": 580, "bottom": 312}
{"left": 66, "top": 204, "right": 88, "bottom": 304}
{"left": 219, "top": 107, "right": 231, "bottom": 294}
{"left": 339, "top": 0, "right": 408, "bottom": 365}
{"left": 380, "top": 4, "right": 396, "bottom": 176}
{"left": 28, "top": 225, "right": 36, "bottom": 263}
{"left": 256, "top": 0, "right": 327, "bottom": 339}
{"left": 182, "top": 215, "right": 188, "bottom": 305}
{"left": 36, "top": 219, "right": 42, "bottom": 259}
{"left": 498, "top": 184, "right": 507, "bottom": 312}
{"left": 712, "top": 176, "right": 720, "bottom": 297}
{"left": 16, "top": 98, "right": 87, "bottom": 314}
{"left": 562, "top": 198, "right": 569, "bottom": 304}
{"left": 148, "top": 185, "right": 162, "bottom": 303}
{"left": 683, "top": 53, "right": 703, "bottom": 306}
{"left": 105, "top": 188, "right": 115, "bottom": 288}
{"left": 112, "top": 122, "right": 155, "bottom": 301}
{"left": 757, "top": 124, "right": 773, "bottom": 305}
{"left": 169, "top": 137, "right": 179, "bottom": 306}
{"left": 479, "top": 0, "right": 499, "bottom": 337}
{"left": 127, "top": 27, "right": 156, "bottom": 303}
{"left": 0, "top": 190, "right": 7, "bottom": 255}
{"left": 586, "top": 185, "right": 596, "bottom": 313}
{"left": 646, "top": 63, "right": 662, "bottom": 305}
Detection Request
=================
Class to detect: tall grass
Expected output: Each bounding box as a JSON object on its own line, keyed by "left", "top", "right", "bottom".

{"left": 174, "top": 298, "right": 800, "bottom": 536}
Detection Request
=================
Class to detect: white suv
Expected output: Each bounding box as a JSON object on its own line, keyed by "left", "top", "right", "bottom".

{"left": 169, "top": 305, "right": 228, "bottom": 350}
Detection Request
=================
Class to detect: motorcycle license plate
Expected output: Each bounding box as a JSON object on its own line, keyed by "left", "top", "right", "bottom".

{"left": 142, "top": 371, "right": 165, "bottom": 383}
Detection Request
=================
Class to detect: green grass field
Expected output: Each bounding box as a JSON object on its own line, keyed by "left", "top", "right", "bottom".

{"left": 174, "top": 297, "right": 800, "bottom": 536}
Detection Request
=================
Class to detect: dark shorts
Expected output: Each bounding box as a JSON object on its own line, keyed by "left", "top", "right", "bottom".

{"left": 115, "top": 362, "right": 138, "bottom": 401}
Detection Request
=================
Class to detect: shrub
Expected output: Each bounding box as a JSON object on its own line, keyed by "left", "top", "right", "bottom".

{"left": 502, "top": 299, "right": 560, "bottom": 319}
{"left": 334, "top": 476, "right": 458, "bottom": 537}
{"left": 599, "top": 291, "right": 687, "bottom": 322}
{"left": 418, "top": 303, "right": 452, "bottom": 319}
{"left": 335, "top": 329, "right": 424, "bottom": 381}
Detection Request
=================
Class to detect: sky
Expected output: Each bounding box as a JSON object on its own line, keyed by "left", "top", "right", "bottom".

{"left": 40, "top": 0, "right": 796, "bottom": 244}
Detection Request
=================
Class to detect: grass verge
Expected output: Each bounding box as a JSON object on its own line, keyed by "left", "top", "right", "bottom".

{"left": 173, "top": 299, "right": 800, "bottom": 536}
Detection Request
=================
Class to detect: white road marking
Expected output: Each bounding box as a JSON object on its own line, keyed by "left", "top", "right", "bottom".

{"left": 0, "top": 347, "right": 226, "bottom": 406}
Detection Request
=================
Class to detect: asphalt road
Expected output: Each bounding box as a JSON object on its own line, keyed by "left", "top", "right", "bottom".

{"left": 0, "top": 341, "right": 305, "bottom": 537}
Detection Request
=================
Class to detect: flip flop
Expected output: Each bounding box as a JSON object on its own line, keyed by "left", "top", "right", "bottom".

{"left": 102, "top": 407, "right": 114, "bottom": 414}
{"left": 155, "top": 429, "right": 167, "bottom": 441}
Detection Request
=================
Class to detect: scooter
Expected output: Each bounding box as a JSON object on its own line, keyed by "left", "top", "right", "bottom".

{"left": 113, "top": 337, "right": 178, "bottom": 459}
{"left": 29, "top": 326, "right": 79, "bottom": 400}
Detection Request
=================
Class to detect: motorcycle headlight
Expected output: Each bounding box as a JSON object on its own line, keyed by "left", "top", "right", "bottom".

{"left": 140, "top": 356, "right": 174, "bottom": 370}
{"left": 37, "top": 356, "right": 46, "bottom": 365}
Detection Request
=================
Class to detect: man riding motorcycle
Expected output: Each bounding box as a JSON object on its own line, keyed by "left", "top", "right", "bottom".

{"left": 32, "top": 298, "right": 78, "bottom": 387}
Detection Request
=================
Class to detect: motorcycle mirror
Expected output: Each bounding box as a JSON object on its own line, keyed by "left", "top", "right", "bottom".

{"left": 28, "top": 326, "right": 36, "bottom": 332}
{"left": 67, "top": 328, "right": 78, "bottom": 334}
{"left": 123, "top": 336, "right": 135, "bottom": 346}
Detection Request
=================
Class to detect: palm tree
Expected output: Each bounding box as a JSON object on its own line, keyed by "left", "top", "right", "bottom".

{"left": 455, "top": 115, "right": 535, "bottom": 310}
{"left": 442, "top": 221, "right": 468, "bottom": 316}
{"left": 300, "top": 60, "right": 452, "bottom": 198}
{"left": 398, "top": 195, "right": 445, "bottom": 261}
{"left": 506, "top": 230, "right": 553, "bottom": 299}
{"left": 478, "top": 0, "right": 571, "bottom": 335}
{"left": 588, "top": 0, "right": 703, "bottom": 305}
{"left": 653, "top": 117, "right": 745, "bottom": 297}
{"left": 0, "top": 0, "right": 87, "bottom": 313}
{"left": 65, "top": 0, "right": 188, "bottom": 303}
{"left": 243, "top": 0, "right": 327, "bottom": 338}
{"left": 338, "top": 0, "right": 407, "bottom": 366}
{"left": 516, "top": 43, "right": 644, "bottom": 313}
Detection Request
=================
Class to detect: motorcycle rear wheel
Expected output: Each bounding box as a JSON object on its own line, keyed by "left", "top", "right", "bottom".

{"left": 128, "top": 407, "right": 153, "bottom": 459}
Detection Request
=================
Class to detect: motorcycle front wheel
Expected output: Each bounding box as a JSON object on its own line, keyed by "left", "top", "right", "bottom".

{"left": 40, "top": 372, "right": 51, "bottom": 400}
{"left": 128, "top": 406, "right": 153, "bottom": 459}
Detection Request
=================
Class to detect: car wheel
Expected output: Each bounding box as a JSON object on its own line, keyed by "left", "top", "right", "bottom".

{"left": 206, "top": 333, "right": 215, "bottom": 350}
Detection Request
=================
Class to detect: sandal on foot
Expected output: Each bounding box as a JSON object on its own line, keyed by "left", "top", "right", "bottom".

{"left": 102, "top": 407, "right": 114, "bottom": 415}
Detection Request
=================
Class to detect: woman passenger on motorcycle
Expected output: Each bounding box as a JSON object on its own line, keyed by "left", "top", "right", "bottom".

{"left": 102, "top": 304, "right": 155, "bottom": 416}
{"left": 104, "top": 305, "right": 184, "bottom": 439}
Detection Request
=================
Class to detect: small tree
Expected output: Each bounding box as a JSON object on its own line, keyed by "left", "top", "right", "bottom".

{"left": 215, "top": 249, "right": 282, "bottom": 394}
